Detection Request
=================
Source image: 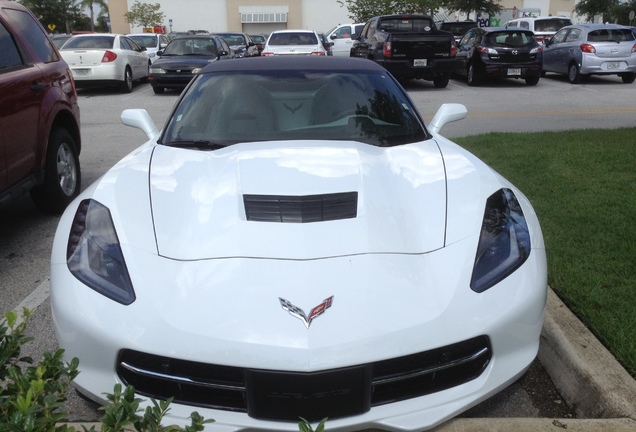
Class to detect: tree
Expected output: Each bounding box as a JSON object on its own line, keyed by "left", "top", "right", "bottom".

{"left": 124, "top": 0, "right": 166, "bottom": 28}
{"left": 19, "top": 0, "right": 86, "bottom": 33}
{"left": 337, "top": 0, "right": 444, "bottom": 22}
{"left": 441, "top": 0, "right": 502, "bottom": 20}
{"left": 78, "top": 0, "right": 108, "bottom": 32}
{"left": 573, "top": 0, "right": 635, "bottom": 23}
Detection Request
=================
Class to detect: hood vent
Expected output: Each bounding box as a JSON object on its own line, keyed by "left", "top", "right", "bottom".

{"left": 243, "top": 192, "right": 358, "bottom": 223}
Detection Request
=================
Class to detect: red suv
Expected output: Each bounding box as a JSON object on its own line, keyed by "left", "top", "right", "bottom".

{"left": 0, "top": 1, "right": 81, "bottom": 214}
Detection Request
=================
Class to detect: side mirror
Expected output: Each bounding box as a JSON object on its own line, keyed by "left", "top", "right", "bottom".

{"left": 157, "top": 50, "right": 164, "bottom": 56}
{"left": 330, "top": 34, "right": 337, "bottom": 40}
{"left": 121, "top": 109, "right": 160, "bottom": 141}
{"left": 351, "top": 33, "right": 358, "bottom": 40}
{"left": 428, "top": 103, "right": 467, "bottom": 135}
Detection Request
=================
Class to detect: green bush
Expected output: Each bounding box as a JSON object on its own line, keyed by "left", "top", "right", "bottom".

{"left": 1, "top": 310, "right": 327, "bottom": 432}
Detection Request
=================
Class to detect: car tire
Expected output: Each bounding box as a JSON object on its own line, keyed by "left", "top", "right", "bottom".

{"left": 152, "top": 86, "right": 164, "bottom": 94}
{"left": 433, "top": 74, "right": 450, "bottom": 88}
{"left": 525, "top": 76, "right": 540, "bottom": 86}
{"left": 30, "top": 128, "right": 81, "bottom": 214}
{"left": 620, "top": 73, "right": 635, "bottom": 84}
{"left": 121, "top": 67, "right": 133, "bottom": 93}
{"left": 467, "top": 63, "right": 480, "bottom": 86}
{"left": 568, "top": 63, "right": 583, "bottom": 84}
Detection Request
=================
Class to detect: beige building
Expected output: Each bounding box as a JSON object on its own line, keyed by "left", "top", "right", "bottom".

{"left": 107, "top": 0, "right": 351, "bottom": 35}
{"left": 106, "top": 0, "right": 579, "bottom": 36}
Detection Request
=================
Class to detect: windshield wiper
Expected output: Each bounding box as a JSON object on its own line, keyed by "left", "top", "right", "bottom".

{"left": 166, "top": 140, "right": 231, "bottom": 150}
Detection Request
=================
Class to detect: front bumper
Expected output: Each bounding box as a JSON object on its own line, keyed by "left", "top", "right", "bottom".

{"left": 51, "top": 228, "right": 547, "bottom": 431}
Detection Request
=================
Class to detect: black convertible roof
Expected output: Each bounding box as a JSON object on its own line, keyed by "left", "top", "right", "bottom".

{"left": 200, "top": 56, "right": 387, "bottom": 74}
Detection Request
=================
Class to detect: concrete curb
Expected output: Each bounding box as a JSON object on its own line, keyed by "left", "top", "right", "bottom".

{"left": 539, "top": 288, "right": 636, "bottom": 420}
{"left": 61, "top": 288, "right": 636, "bottom": 431}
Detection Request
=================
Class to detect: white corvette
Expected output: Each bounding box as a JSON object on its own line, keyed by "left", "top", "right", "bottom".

{"left": 51, "top": 57, "right": 547, "bottom": 431}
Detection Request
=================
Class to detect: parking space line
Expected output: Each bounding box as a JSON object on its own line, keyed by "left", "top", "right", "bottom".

{"left": 1, "top": 279, "right": 50, "bottom": 327}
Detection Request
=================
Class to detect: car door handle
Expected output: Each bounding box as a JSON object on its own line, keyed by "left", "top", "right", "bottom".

{"left": 30, "top": 82, "right": 45, "bottom": 92}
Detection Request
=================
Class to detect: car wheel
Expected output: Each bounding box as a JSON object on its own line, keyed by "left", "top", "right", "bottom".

{"left": 433, "top": 74, "right": 450, "bottom": 88}
{"left": 30, "top": 128, "right": 81, "bottom": 214}
{"left": 467, "top": 63, "right": 480, "bottom": 86}
{"left": 152, "top": 86, "right": 164, "bottom": 94}
{"left": 525, "top": 76, "right": 540, "bottom": 86}
{"left": 568, "top": 63, "right": 583, "bottom": 84}
{"left": 620, "top": 73, "right": 635, "bottom": 84}
{"left": 121, "top": 67, "right": 133, "bottom": 93}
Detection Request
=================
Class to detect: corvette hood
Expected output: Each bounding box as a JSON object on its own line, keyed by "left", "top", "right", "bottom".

{"left": 149, "top": 140, "right": 447, "bottom": 260}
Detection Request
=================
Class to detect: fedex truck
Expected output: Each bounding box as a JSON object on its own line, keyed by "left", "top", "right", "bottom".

{"left": 475, "top": 7, "right": 541, "bottom": 27}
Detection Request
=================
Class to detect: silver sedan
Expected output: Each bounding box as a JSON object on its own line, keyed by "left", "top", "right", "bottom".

{"left": 543, "top": 23, "right": 636, "bottom": 84}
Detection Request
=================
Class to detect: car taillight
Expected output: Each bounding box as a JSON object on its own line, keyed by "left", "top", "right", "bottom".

{"left": 383, "top": 41, "right": 391, "bottom": 58}
{"left": 101, "top": 50, "right": 117, "bottom": 62}
{"left": 530, "top": 46, "right": 543, "bottom": 54}
{"left": 451, "top": 42, "right": 458, "bottom": 57}
{"left": 477, "top": 46, "right": 497, "bottom": 55}
{"left": 580, "top": 43, "right": 596, "bottom": 54}
{"left": 632, "top": 44, "right": 636, "bottom": 53}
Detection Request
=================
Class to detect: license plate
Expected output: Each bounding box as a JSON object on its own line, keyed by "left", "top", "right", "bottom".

{"left": 413, "top": 59, "right": 427, "bottom": 67}
{"left": 72, "top": 69, "right": 90, "bottom": 77}
{"left": 507, "top": 68, "right": 521, "bottom": 76}
{"left": 606, "top": 62, "right": 622, "bottom": 70}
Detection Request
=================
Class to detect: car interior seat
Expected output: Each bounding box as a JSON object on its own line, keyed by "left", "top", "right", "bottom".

{"left": 310, "top": 77, "right": 370, "bottom": 125}
{"left": 215, "top": 81, "right": 277, "bottom": 137}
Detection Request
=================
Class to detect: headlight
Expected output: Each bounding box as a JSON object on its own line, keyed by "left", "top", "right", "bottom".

{"left": 192, "top": 67, "right": 202, "bottom": 74}
{"left": 149, "top": 67, "right": 166, "bottom": 74}
{"left": 470, "top": 188, "right": 531, "bottom": 293}
{"left": 67, "top": 199, "right": 135, "bottom": 305}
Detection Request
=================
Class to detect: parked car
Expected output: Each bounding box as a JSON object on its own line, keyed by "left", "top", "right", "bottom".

{"left": 454, "top": 27, "right": 543, "bottom": 86}
{"left": 51, "top": 33, "right": 72, "bottom": 49}
{"left": 350, "top": 14, "right": 456, "bottom": 87}
{"left": 249, "top": 34, "right": 266, "bottom": 54}
{"left": 504, "top": 16, "right": 572, "bottom": 44}
{"left": 317, "top": 32, "right": 333, "bottom": 55}
{"left": 324, "top": 22, "right": 365, "bottom": 56}
{"left": 60, "top": 33, "right": 149, "bottom": 93}
{"left": 261, "top": 30, "right": 329, "bottom": 56}
{"left": 51, "top": 56, "right": 547, "bottom": 432}
{"left": 543, "top": 23, "right": 636, "bottom": 84}
{"left": 148, "top": 34, "right": 233, "bottom": 93}
{"left": 0, "top": 1, "right": 81, "bottom": 213}
{"left": 436, "top": 20, "right": 478, "bottom": 43}
{"left": 215, "top": 32, "right": 259, "bottom": 57}
{"left": 127, "top": 33, "right": 169, "bottom": 64}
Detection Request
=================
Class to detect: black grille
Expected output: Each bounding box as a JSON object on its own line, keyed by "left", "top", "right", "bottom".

{"left": 117, "top": 336, "right": 491, "bottom": 422}
{"left": 243, "top": 192, "right": 358, "bottom": 223}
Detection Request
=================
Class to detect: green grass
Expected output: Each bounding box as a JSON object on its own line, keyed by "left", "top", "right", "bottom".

{"left": 453, "top": 128, "right": 636, "bottom": 378}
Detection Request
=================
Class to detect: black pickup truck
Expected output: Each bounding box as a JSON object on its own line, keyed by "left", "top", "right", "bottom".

{"left": 350, "top": 14, "right": 456, "bottom": 88}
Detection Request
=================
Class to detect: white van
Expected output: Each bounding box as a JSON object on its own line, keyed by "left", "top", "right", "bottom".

{"left": 504, "top": 16, "right": 573, "bottom": 43}
{"left": 325, "top": 23, "right": 365, "bottom": 56}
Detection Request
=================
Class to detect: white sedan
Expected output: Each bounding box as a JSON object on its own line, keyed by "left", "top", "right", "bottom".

{"left": 261, "top": 29, "right": 329, "bottom": 56}
{"left": 51, "top": 57, "right": 547, "bottom": 431}
{"left": 127, "top": 33, "right": 169, "bottom": 64}
{"left": 60, "top": 33, "right": 150, "bottom": 93}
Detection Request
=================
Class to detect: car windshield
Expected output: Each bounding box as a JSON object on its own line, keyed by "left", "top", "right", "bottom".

{"left": 269, "top": 32, "right": 318, "bottom": 45}
{"left": 161, "top": 69, "right": 427, "bottom": 148}
{"left": 487, "top": 31, "right": 535, "bottom": 47}
{"left": 63, "top": 35, "right": 114, "bottom": 49}
{"left": 587, "top": 28, "right": 635, "bottom": 42}
{"left": 379, "top": 18, "right": 433, "bottom": 32}
{"left": 534, "top": 18, "right": 571, "bottom": 32}
{"left": 163, "top": 38, "right": 217, "bottom": 55}
{"left": 128, "top": 35, "right": 157, "bottom": 48}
